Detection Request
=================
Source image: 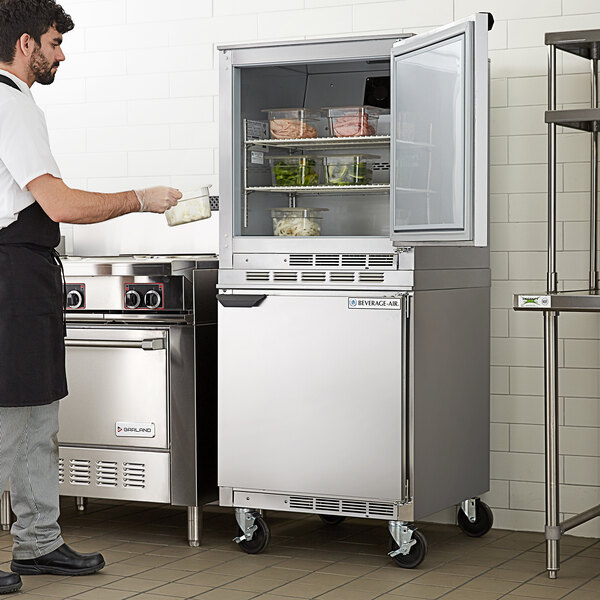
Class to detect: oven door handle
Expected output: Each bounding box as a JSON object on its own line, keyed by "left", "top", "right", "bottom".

{"left": 65, "top": 338, "right": 165, "bottom": 351}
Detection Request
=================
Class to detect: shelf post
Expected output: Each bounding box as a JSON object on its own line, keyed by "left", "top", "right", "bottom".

{"left": 591, "top": 54, "right": 599, "bottom": 291}
{"left": 548, "top": 45, "right": 558, "bottom": 294}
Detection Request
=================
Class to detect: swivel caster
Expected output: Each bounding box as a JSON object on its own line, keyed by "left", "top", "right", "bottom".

{"left": 233, "top": 508, "right": 270, "bottom": 554}
{"left": 458, "top": 498, "right": 493, "bottom": 537}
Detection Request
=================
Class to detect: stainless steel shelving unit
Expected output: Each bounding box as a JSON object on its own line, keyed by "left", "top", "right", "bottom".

{"left": 514, "top": 28, "right": 600, "bottom": 579}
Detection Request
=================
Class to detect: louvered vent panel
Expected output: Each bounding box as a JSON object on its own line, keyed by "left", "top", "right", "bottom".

{"left": 274, "top": 271, "right": 298, "bottom": 281}
{"left": 330, "top": 272, "right": 356, "bottom": 282}
{"left": 315, "top": 498, "right": 341, "bottom": 512}
{"left": 289, "top": 496, "right": 314, "bottom": 510}
{"left": 301, "top": 272, "right": 326, "bottom": 282}
{"left": 341, "top": 500, "right": 368, "bottom": 515}
{"left": 342, "top": 254, "right": 368, "bottom": 268}
{"left": 58, "top": 458, "right": 64, "bottom": 484}
{"left": 315, "top": 254, "right": 341, "bottom": 267}
{"left": 69, "top": 459, "right": 91, "bottom": 485}
{"left": 368, "top": 254, "right": 395, "bottom": 268}
{"left": 96, "top": 461, "right": 118, "bottom": 487}
{"left": 359, "top": 273, "right": 385, "bottom": 282}
{"left": 368, "top": 502, "right": 396, "bottom": 517}
{"left": 290, "top": 254, "right": 314, "bottom": 267}
{"left": 246, "top": 271, "right": 270, "bottom": 281}
{"left": 123, "top": 463, "right": 145, "bottom": 488}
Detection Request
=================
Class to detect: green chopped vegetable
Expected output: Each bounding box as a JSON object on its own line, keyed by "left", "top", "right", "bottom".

{"left": 273, "top": 159, "right": 319, "bottom": 186}
{"left": 326, "top": 161, "right": 372, "bottom": 185}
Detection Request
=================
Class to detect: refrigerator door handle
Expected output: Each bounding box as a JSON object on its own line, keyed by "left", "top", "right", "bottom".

{"left": 217, "top": 294, "right": 267, "bottom": 308}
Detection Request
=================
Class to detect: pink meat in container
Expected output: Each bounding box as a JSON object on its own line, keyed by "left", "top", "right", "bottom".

{"left": 324, "top": 105, "right": 387, "bottom": 137}
{"left": 262, "top": 108, "right": 321, "bottom": 139}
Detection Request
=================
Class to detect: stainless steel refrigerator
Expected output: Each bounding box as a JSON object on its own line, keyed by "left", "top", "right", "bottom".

{"left": 217, "top": 12, "right": 493, "bottom": 567}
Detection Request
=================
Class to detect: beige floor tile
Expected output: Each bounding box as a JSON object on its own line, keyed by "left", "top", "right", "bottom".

{"left": 509, "top": 582, "right": 571, "bottom": 598}
{"left": 441, "top": 590, "right": 503, "bottom": 600}
{"left": 70, "top": 589, "right": 136, "bottom": 600}
{"left": 317, "top": 588, "right": 380, "bottom": 600}
{"left": 389, "top": 582, "right": 449, "bottom": 599}
{"left": 149, "top": 581, "right": 212, "bottom": 597}
{"left": 316, "top": 562, "right": 377, "bottom": 577}
{"left": 191, "top": 589, "right": 256, "bottom": 600}
{"left": 104, "top": 576, "right": 164, "bottom": 593}
{"left": 224, "top": 576, "right": 286, "bottom": 593}
{"left": 410, "top": 571, "right": 471, "bottom": 588}
{"left": 268, "top": 581, "right": 338, "bottom": 598}
{"left": 462, "top": 576, "right": 522, "bottom": 594}
{"left": 176, "top": 571, "right": 237, "bottom": 587}
{"left": 359, "top": 567, "right": 423, "bottom": 584}
{"left": 129, "top": 567, "right": 193, "bottom": 582}
{"left": 431, "top": 562, "right": 490, "bottom": 577}
{"left": 338, "top": 577, "right": 403, "bottom": 594}
{"left": 562, "top": 591, "right": 600, "bottom": 600}
{"left": 26, "top": 581, "right": 93, "bottom": 598}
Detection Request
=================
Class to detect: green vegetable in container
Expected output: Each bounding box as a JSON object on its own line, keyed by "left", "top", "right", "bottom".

{"left": 274, "top": 159, "right": 319, "bottom": 186}
{"left": 326, "top": 161, "right": 372, "bottom": 185}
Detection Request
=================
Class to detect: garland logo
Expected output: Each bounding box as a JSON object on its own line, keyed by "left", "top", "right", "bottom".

{"left": 348, "top": 297, "right": 401, "bottom": 310}
{"left": 115, "top": 422, "right": 155, "bottom": 438}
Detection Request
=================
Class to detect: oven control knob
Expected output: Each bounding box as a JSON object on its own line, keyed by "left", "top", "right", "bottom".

{"left": 125, "top": 290, "right": 141, "bottom": 309}
{"left": 66, "top": 290, "right": 83, "bottom": 309}
{"left": 144, "top": 290, "right": 162, "bottom": 309}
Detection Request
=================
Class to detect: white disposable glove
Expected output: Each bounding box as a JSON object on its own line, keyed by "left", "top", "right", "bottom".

{"left": 134, "top": 186, "right": 182, "bottom": 213}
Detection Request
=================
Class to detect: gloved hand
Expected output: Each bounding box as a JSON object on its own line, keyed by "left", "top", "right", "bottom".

{"left": 134, "top": 186, "right": 182, "bottom": 213}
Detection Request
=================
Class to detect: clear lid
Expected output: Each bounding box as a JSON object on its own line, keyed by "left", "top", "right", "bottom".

{"left": 270, "top": 207, "right": 328, "bottom": 217}
{"left": 322, "top": 105, "right": 389, "bottom": 117}
{"left": 262, "top": 108, "right": 321, "bottom": 119}
{"left": 266, "top": 155, "right": 318, "bottom": 162}
{"left": 177, "top": 185, "right": 211, "bottom": 202}
{"left": 321, "top": 154, "right": 379, "bottom": 162}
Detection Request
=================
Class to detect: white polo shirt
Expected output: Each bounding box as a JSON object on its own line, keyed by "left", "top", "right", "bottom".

{"left": 0, "top": 69, "right": 61, "bottom": 230}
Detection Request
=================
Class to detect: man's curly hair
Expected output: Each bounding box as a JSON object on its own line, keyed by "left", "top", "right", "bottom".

{"left": 0, "top": 0, "right": 74, "bottom": 63}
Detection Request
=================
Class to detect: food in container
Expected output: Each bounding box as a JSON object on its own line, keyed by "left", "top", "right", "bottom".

{"left": 165, "top": 186, "right": 211, "bottom": 226}
{"left": 324, "top": 105, "right": 387, "bottom": 137}
{"left": 268, "top": 155, "right": 320, "bottom": 186}
{"left": 262, "top": 108, "right": 320, "bottom": 139}
{"left": 270, "top": 207, "right": 328, "bottom": 236}
{"left": 323, "top": 155, "right": 375, "bottom": 186}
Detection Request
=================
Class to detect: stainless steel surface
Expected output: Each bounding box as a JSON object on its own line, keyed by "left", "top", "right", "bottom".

{"left": 1, "top": 491, "right": 10, "bottom": 531}
{"left": 246, "top": 184, "right": 390, "bottom": 194}
{"left": 65, "top": 338, "right": 165, "bottom": 350}
{"left": 548, "top": 45, "right": 558, "bottom": 293}
{"left": 592, "top": 58, "right": 599, "bottom": 291}
{"left": 462, "top": 498, "right": 477, "bottom": 523}
{"left": 246, "top": 135, "right": 391, "bottom": 149}
{"left": 187, "top": 506, "right": 202, "bottom": 547}
{"left": 545, "top": 108, "right": 600, "bottom": 131}
{"left": 561, "top": 503, "right": 600, "bottom": 532}
{"left": 388, "top": 522, "right": 416, "bottom": 557}
{"left": 234, "top": 508, "right": 258, "bottom": 544}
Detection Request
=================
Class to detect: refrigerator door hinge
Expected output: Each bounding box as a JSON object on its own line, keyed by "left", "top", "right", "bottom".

{"left": 404, "top": 479, "right": 410, "bottom": 501}
{"left": 403, "top": 294, "right": 411, "bottom": 320}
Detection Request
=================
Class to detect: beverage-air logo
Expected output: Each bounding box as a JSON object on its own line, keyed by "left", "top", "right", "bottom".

{"left": 115, "top": 422, "right": 155, "bottom": 438}
{"left": 348, "top": 298, "right": 401, "bottom": 310}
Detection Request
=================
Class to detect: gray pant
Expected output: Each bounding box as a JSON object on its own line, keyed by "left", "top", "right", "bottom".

{"left": 0, "top": 402, "right": 64, "bottom": 559}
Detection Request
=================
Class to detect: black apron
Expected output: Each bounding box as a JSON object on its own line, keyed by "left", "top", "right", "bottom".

{"left": 0, "top": 75, "right": 67, "bottom": 406}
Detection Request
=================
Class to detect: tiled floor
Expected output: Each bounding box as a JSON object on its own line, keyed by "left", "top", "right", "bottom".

{"left": 1, "top": 499, "right": 599, "bottom": 599}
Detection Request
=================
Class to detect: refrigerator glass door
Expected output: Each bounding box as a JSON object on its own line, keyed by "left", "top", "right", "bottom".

{"left": 390, "top": 14, "right": 488, "bottom": 245}
{"left": 218, "top": 292, "right": 407, "bottom": 501}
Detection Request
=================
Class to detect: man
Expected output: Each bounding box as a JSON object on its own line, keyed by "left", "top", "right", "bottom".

{"left": 0, "top": 0, "right": 182, "bottom": 594}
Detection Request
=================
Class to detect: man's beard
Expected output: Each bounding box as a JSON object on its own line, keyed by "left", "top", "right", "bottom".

{"left": 30, "top": 47, "right": 58, "bottom": 85}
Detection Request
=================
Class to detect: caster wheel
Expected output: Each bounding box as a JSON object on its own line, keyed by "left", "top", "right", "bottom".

{"left": 458, "top": 499, "right": 493, "bottom": 537}
{"left": 237, "top": 516, "right": 270, "bottom": 554}
{"left": 388, "top": 529, "right": 427, "bottom": 568}
{"left": 319, "top": 514, "right": 346, "bottom": 525}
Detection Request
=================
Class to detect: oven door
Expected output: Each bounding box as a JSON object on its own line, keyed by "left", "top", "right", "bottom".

{"left": 60, "top": 326, "right": 169, "bottom": 449}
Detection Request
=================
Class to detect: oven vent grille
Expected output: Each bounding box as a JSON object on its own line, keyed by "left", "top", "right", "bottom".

{"left": 69, "top": 459, "right": 91, "bottom": 485}
{"left": 315, "top": 254, "right": 341, "bottom": 267}
{"left": 96, "top": 461, "right": 118, "bottom": 487}
{"left": 342, "top": 254, "right": 368, "bottom": 268}
{"left": 123, "top": 463, "right": 145, "bottom": 489}
{"left": 289, "top": 254, "right": 314, "bottom": 267}
{"left": 58, "top": 458, "right": 64, "bottom": 484}
{"left": 330, "top": 272, "right": 356, "bottom": 282}
{"left": 301, "top": 272, "right": 326, "bottom": 282}
{"left": 273, "top": 271, "right": 298, "bottom": 281}
{"left": 359, "top": 272, "right": 385, "bottom": 282}
{"left": 246, "top": 271, "right": 270, "bottom": 281}
{"left": 288, "top": 495, "right": 395, "bottom": 518}
{"left": 368, "top": 254, "right": 395, "bottom": 268}
{"left": 289, "top": 496, "right": 314, "bottom": 510}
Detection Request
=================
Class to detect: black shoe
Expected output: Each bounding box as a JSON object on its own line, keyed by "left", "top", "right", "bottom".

{"left": 0, "top": 571, "right": 21, "bottom": 594}
{"left": 10, "top": 543, "right": 105, "bottom": 576}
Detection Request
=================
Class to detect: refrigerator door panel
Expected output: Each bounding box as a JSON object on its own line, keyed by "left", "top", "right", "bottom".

{"left": 390, "top": 13, "right": 488, "bottom": 246}
{"left": 218, "top": 292, "right": 406, "bottom": 501}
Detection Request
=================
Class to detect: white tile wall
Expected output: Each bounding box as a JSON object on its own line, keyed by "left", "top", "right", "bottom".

{"left": 35, "top": 1, "right": 600, "bottom": 537}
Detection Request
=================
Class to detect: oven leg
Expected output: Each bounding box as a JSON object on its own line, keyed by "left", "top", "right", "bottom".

{"left": 75, "top": 496, "right": 88, "bottom": 512}
{"left": 187, "top": 505, "right": 202, "bottom": 547}
{"left": 1, "top": 491, "right": 11, "bottom": 531}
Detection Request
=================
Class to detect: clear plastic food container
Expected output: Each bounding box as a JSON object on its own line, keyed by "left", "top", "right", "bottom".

{"left": 270, "top": 207, "right": 328, "bottom": 236}
{"left": 165, "top": 186, "right": 211, "bottom": 226}
{"left": 268, "top": 156, "right": 320, "bottom": 186}
{"left": 262, "top": 108, "right": 321, "bottom": 139}
{"left": 324, "top": 105, "right": 387, "bottom": 137}
{"left": 323, "top": 155, "right": 375, "bottom": 186}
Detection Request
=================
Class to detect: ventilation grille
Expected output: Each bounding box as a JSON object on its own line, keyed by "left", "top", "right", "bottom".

{"left": 359, "top": 272, "right": 385, "bottom": 282}
{"left": 246, "top": 271, "right": 270, "bottom": 281}
{"left": 330, "top": 272, "right": 356, "bottom": 282}
{"left": 289, "top": 255, "right": 314, "bottom": 267}
{"left": 58, "top": 458, "right": 64, "bottom": 484}
{"left": 342, "top": 254, "right": 367, "bottom": 268}
{"left": 288, "top": 495, "right": 395, "bottom": 518}
{"left": 273, "top": 271, "right": 298, "bottom": 282}
{"left": 69, "top": 459, "right": 91, "bottom": 485}
{"left": 123, "top": 463, "right": 146, "bottom": 489}
{"left": 301, "top": 272, "right": 326, "bottom": 282}
{"left": 315, "top": 255, "right": 341, "bottom": 267}
{"left": 368, "top": 254, "right": 395, "bottom": 268}
{"left": 96, "top": 461, "right": 118, "bottom": 487}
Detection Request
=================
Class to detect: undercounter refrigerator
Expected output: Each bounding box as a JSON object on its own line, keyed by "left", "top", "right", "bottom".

{"left": 217, "top": 12, "right": 494, "bottom": 567}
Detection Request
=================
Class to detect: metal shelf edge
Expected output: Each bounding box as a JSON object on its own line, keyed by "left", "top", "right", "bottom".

{"left": 514, "top": 293, "right": 600, "bottom": 311}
